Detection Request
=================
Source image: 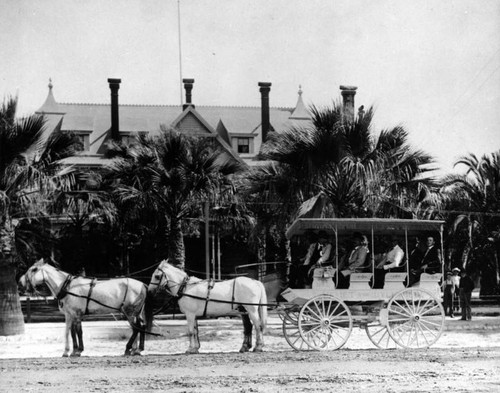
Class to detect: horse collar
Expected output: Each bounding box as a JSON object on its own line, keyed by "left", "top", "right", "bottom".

{"left": 56, "top": 275, "right": 74, "bottom": 301}
{"left": 176, "top": 276, "right": 190, "bottom": 299}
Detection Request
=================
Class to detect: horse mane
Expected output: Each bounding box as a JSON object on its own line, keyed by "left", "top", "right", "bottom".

{"left": 160, "top": 259, "right": 204, "bottom": 283}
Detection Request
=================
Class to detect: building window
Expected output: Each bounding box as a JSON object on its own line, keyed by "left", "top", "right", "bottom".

{"left": 73, "top": 133, "right": 90, "bottom": 152}
{"left": 236, "top": 138, "right": 250, "bottom": 154}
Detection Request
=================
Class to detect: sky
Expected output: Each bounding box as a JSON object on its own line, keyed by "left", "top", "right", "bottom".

{"left": 1, "top": 0, "right": 499, "bottom": 173}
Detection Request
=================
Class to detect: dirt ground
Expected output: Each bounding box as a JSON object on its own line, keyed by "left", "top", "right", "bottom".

{"left": 1, "top": 315, "right": 500, "bottom": 392}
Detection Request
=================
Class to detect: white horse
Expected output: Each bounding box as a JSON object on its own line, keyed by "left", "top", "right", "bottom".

{"left": 19, "top": 259, "right": 152, "bottom": 357}
{"left": 148, "top": 260, "right": 267, "bottom": 354}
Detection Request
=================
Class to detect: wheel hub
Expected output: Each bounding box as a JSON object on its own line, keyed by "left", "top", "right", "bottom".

{"left": 321, "top": 318, "right": 331, "bottom": 328}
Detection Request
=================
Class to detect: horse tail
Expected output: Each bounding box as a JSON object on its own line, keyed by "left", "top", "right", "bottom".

{"left": 145, "top": 289, "right": 155, "bottom": 332}
{"left": 258, "top": 282, "right": 268, "bottom": 333}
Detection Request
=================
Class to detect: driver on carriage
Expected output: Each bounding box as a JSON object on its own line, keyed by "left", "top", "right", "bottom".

{"left": 300, "top": 230, "right": 332, "bottom": 288}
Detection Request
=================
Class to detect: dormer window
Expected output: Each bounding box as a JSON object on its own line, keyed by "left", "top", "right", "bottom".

{"left": 67, "top": 131, "right": 91, "bottom": 152}
{"left": 236, "top": 137, "right": 251, "bottom": 154}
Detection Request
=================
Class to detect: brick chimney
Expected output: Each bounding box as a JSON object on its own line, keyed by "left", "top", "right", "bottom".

{"left": 258, "top": 82, "right": 272, "bottom": 143}
{"left": 183, "top": 78, "right": 195, "bottom": 110}
{"left": 340, "top": 85, "right": 357, "bottom": 122}
{"left": 108, "top": 78, "right": 121, "bottom": 141}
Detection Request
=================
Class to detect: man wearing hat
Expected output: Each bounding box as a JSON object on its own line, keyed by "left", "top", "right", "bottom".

{"left": 442, "top": 270, "right": 458, "bottom": 317}
{"left": 302, "top": 230, "right": 332, "bottom": 288}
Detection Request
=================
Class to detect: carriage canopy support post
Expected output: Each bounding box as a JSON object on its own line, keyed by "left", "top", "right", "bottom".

{"left": 205, "top": 201, "right": 210, "bottom": 279}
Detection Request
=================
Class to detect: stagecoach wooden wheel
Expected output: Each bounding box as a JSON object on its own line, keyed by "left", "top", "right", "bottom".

{"left": 364, "top": 322, "right": 398, "bottom": 350}
{"left": 281, "top": 308, "right": 313, "bottom": 351}
{"left": 386, "top": 288, "right": 445, "bottom": 349}
{"left": 298, "top": 295, "right": 352, "bottom": 351}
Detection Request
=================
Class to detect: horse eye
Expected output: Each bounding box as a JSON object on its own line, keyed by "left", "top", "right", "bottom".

{"left": 154, "top": 274, "right": 161, "bottom": 280}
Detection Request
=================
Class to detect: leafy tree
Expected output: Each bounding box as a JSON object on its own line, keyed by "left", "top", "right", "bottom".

{"left": 106, "top": 128, "right": 246, "bottom": 269}
{"left": 253, "top": 100, "right": 437, "bottom": 219}
{"left": 0, "top": 96, "right": 79, "bottom": 335}
{"left": 440, "top": 151, "right": 500, "bottom": 291}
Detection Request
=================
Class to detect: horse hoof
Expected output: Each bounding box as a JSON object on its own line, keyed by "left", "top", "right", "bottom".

{"left": 253, "top": 347, "right": 263, "bottom": 353}
{"left": 239, "top": 346, "right": 249, "bottom": 353}
{"left": 70, "top": 352, "right": 81, "bottom": 357}
{"left": 185, "top": 349, "right": 199, "bottom": 354}
{"left": 62, "top": 353, "right": 69, "bottom": 358}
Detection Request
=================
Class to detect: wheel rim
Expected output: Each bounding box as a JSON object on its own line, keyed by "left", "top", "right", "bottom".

{"left": 298, "top": 295, "right": 352, "bottom": 350}
{"left": 365, "top": 322, "right": 398, "bottom": 349}
{"left": 282, "top": 309, "right": 313, "bottom": 351}
{"left": 386, "top": 288, "right": 445, "bottom": 349}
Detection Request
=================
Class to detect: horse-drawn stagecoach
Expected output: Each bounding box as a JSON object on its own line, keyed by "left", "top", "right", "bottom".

{"left": 18, "top": 217, "right": 447, "bottom": 355}
{"left": 277, "top": 217, "right": 446, "bottom": 351}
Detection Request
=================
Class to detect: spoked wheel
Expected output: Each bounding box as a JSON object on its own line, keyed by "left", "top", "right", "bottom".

{"left": 386, "top": 288, "right": 445, "bottom": 349}
{"left": 298, "top": 294, "right": 352, "bottom": 350}
{"left": 365, "top": 322, "right": 398, "bottom": 349}
{"left": 281, "top": 308, "right": 313, "bottom": 351}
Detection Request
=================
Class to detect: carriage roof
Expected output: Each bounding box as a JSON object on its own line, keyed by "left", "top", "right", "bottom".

{"left": 285, "top": 218, "right": 445, "bottom": 239}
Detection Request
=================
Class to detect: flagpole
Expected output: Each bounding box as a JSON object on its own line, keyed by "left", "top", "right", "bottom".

{"left": 177, "top": 0, "right": 183, "bottom": 105}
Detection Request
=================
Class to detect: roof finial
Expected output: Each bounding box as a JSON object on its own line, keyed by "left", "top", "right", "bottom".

{"left": 298, "top": 84, "right": 302, "bottom": 96}
{"left": 48, "top": 78, "right": 53, "bottom": 90}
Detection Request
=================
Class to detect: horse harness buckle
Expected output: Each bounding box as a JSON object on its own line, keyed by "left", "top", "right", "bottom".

{"left": 202, "top": 279, "right": 215, "bottom": 318}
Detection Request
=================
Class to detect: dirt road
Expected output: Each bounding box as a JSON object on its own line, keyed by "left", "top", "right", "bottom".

{"left": 1, "top": 316, "right": 500, "bottom": 392}
{"left": 2, "top": 347, "right": 500, "bottom": 392}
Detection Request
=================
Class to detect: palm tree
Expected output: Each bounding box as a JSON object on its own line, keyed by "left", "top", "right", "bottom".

{"left": 106, "top": 128, "right": 246, "bottom": 269}
{"left": 440, "top": 151, "right": 500, "bottom": 290}
{"left": 256, "top": 100, "right": 437, "bottom": 219}
{"left": 0, "top": 96, "right": 79, "bottom": 335}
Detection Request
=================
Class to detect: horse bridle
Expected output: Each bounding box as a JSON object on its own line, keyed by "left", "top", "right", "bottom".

{"left": 151, "top": 267, "right": 189, "bottom": 298}
{"left": 26, "top": 265, "right": 73, "bottom": 300}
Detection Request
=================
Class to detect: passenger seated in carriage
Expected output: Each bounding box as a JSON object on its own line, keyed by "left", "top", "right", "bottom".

{"left": 372, "top": 236, "right": 405, "bottom": 288}
{"left": 408, "top": 236, "right": 442, "bottom": 286}
{"left": 301, "top": 230, "right": 333, "bottom": 288}
{"left": 335, "top": 232, "right": 370, "bottom": 289}
{"left": 408, "top": 237, "right": 424, "bottom": 286}
{"left": 297, "top": 231, "right": 332, "bottom": 288}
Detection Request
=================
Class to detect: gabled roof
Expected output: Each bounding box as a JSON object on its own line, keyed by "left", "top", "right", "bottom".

{"left": 36, "top": 82, "right": 313, "bottom": 166}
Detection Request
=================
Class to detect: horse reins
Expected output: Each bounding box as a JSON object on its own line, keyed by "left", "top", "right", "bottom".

{"left": 154, "top": 268, "right": 278, "bottom": 308}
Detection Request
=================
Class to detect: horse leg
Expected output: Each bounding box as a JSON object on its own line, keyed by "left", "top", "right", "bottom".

{"left": 239, "top": 313, "right": 253, "bottom": 353}
{"left": 138, "top": 316, "right": 146, "bottom": 354}
{"left": 70, "top": 319, "right": 83, "bottom": 357}
{"left": 63, "top": 317, "right": 72, "bottom": 357}
{"left": 124, "top": 326, "right": 139, "bottom": 356}
{"left": 246, "top": 307, "right": 264, "bottom": 352}
{"left": 76, "top": 319, "right": 84, "bottom": 355}
{"left": 70, "top": 321, "right": 78, "bottom": 356}
{"left": 185, "top": 314, "right": 200, "bottom": 354}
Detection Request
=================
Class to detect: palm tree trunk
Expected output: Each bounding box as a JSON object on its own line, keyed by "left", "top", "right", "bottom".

{"left": 168, "top": 217, "right": 185, "bottom": 269}
{"left": 0, "top": 259, "right": 25, "bottom": 336}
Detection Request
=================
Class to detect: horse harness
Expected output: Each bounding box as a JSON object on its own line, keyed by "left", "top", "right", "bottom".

{"left": 162, "top": 272, "right": 268, "bottom": 313}
{"left": 52, "top": 274, "right": 131, "bottom": 314}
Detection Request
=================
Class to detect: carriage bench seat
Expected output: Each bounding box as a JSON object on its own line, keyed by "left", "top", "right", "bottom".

{"left": 383, "top": 272, "right": 407, "bottom": 291}
{"left": 412, "top": 273, "right": 442, "bottom": 297}
{"left": 312, "top": 267, "right": 336, "bottom": 290}
{"left": 349, "top": 273, "right": 373, "bottom": 290}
